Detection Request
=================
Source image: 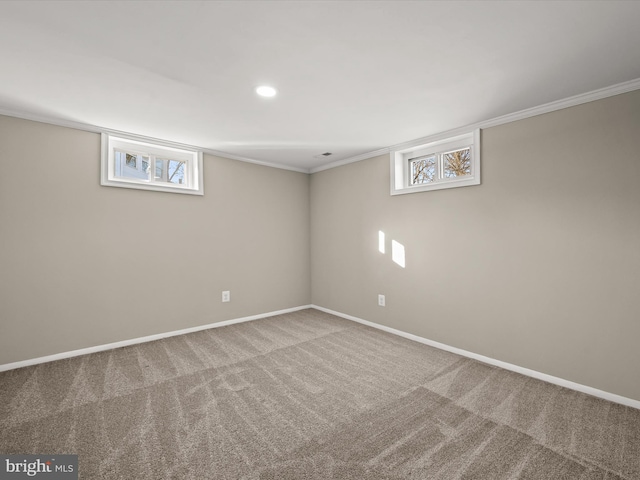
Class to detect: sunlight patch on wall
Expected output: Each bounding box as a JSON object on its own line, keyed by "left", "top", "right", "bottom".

{"left": 377, "top": 230, "right": 406, "bottom": 268}
{"left": 392, "top": 240, "right": 406, "bottom": 268}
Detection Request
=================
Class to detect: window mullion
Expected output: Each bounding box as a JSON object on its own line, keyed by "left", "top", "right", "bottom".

{"left": 150, "top": 155, "right": 156, "bottom": 184}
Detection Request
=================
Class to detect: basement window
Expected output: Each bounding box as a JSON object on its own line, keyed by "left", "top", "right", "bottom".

{"left": 101, "top": 134, "right": 203, "bottom": 195}
{"left": 390, "top": 129, "right": 480, "bottom": 195}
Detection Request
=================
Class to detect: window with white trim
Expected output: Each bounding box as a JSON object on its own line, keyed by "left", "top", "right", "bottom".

{"left": 390, "top": 129, "right": 480, "bottom": 195}
{"left": 101, "top": 134, "right": 203, "bottom": 195}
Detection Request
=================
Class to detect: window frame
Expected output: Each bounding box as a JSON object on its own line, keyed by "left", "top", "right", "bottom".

{"left": 101, "top": 133, "right": 204, "bottom": 195}
{"left": 390, "top": 129, "right": 480, "bottom": 195}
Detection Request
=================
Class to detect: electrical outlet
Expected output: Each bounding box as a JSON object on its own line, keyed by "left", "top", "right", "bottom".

{"left": 222, "top": 291, "right": 230, "bottom": 302}
{"left": 378, "top": 294, "right": 385, "bottom": 307}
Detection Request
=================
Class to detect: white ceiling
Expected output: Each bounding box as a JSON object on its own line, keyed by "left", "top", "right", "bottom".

{"left": 1, "top": 1, "right": 639, "bottom": 172}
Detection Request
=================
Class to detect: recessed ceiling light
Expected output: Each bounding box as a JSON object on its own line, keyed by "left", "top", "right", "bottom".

{"left": 256, "top": 86, "right": 277, "bottom": 97}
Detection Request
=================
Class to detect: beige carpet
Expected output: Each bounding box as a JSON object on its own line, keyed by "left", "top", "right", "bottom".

{"left": 1, "top": 309, "right": 639, "bottom": 479}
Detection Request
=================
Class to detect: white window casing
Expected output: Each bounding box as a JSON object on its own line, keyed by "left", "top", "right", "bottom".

{"left": 390, "top": 129, "right": 480, "bottom": 195}
{"left": 101, "top": 133, "right": 204, "bottom": 195}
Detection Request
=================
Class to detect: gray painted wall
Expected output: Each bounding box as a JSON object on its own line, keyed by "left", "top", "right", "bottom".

{"left": 310, "top": 90, "right": 640, "bottom": 401}
{"left": 0, "top": 116, "right": 311, "bottom": 364}
{"left": 2, "top": 90, "right": 639, "bottom": 402}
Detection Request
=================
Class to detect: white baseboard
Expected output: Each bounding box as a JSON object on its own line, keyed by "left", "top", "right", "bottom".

{"left": 0, "top": 305, "right": 313, "bottom": 372}
{"left": 311, "top": 305, "right": 640, "bottom": 410}
{"left": 4, "top": 303, "right": 638, "bottom": 410}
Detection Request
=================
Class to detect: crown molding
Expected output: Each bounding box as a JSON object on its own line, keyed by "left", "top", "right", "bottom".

{"left": 309, "top": 77, "right": 640, "bottom": 174}
{"left": 2, "top": 77, "right": 639, "bottom": 176}
{"left": 202, "top": 149, "right": 309, "bottom": 174}
{"left": 309, "top": 146, "right": 391, "bottom": 173}
{"left": 0, "top": 107, "right": 310, "bottom": 174}
{"left": 478, "top": 77, "right": 640, "bottom": 130}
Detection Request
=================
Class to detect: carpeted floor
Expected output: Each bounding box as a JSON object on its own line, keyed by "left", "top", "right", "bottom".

{"left": 1, "top": 308, "right": 639, "bottom": 479}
